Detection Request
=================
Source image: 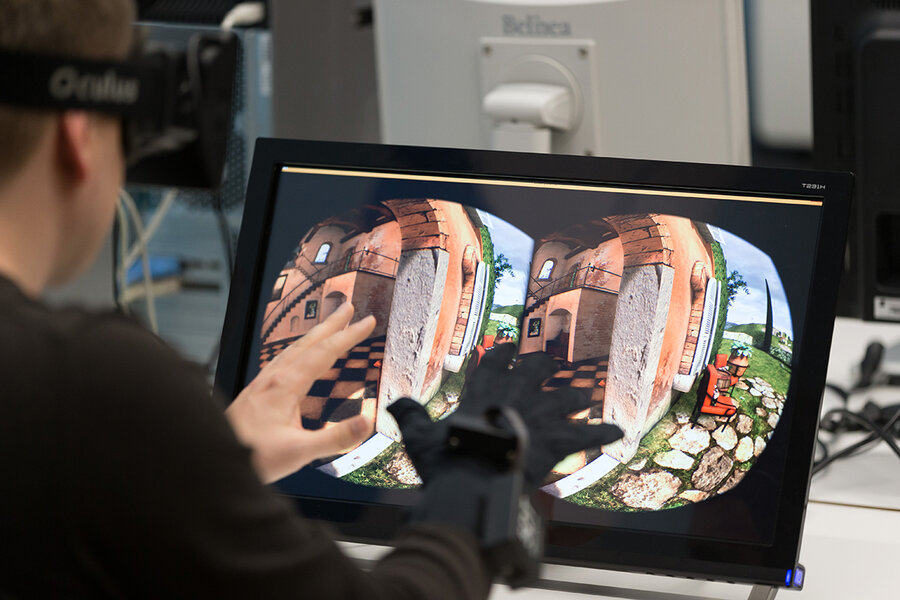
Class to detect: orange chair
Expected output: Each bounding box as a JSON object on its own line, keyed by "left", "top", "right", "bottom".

{"left": 691, "top": 354, "right": 739, "bottom": 424}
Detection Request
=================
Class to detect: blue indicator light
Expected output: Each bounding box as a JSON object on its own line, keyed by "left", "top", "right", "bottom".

{"left": 793, "top": 567, "right": 805, "bottom": 587}
{"left": 785, "top": 569, "right": 793, "bottom": 586}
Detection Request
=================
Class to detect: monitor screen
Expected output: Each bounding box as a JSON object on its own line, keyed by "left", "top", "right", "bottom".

{"left": 216, "top": 139, "right": 852, "bottom": 587}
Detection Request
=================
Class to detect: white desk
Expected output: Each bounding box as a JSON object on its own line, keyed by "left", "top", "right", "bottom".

{"left": 793, "top": 318, "right": 900, "bottom": 598}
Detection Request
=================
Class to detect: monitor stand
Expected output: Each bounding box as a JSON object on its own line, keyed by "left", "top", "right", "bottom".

{"left": 341, "top": 541, "right": 785, "bottom": 599}
{"left": 747, "top": 586, "right": 779, "bottom": 600}
{"left": 530, "top": 577, "right": 778, "bottom": 600}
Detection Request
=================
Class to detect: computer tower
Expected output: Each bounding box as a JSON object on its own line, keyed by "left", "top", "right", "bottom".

{"left": 812, "top": 1, "right": 900, "bottom": 321}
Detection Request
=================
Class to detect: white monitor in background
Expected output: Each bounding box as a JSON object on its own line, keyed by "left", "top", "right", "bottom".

{"left": 745, "top": 0, "right": 813, "bottom": 151}
{"left": 373, "top": 0, "right": 751, "bottom": 164}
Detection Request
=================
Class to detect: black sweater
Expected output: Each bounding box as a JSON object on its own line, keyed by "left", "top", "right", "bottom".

{"left": 0, "top": 276, "right": 491, "bottom": 598}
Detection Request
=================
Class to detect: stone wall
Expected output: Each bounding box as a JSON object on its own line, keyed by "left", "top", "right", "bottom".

{"left": 601, "top": 214, "right": 717, "bottom": 462}
{"left": 603, "top": 263, "right": 675, "bottom": 462}
{"left": 378, "top": 247, "right": 450, "bottom": 440}
{"left": 376, "top": 199, "right": 484, "bottom": 439}
{"left": 570, "top": 288, "right": 618, "bottom": 363}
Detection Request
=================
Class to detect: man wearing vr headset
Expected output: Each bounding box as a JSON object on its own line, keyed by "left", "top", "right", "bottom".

{"left": 0, "top": 1, "right": 622, "bottom": 597}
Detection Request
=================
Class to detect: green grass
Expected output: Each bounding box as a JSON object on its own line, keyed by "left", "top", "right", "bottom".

{"left": 441, "top": 358, "right": 469, "bottom": 397}
{"left": 566, "top": 339, "right": 790, "bottom": 511}
{"left": 424, "top": 357, "right": 470, "bottom": 419}
{"left": 566, "top": 463, "right": 630, "bottom": 510}
{"left": 482, "top": 320, "right": 501, "bottom": 340}
{"left": 717, "top": 338, "right": 790, "bottom": 394}
{"left": 340, "top": 358, "right": 474, "bottom": 490}
{"left": 339, "top": 442, "right": 417, "bottom": 489}
{"left": 726, "top": 322, "right": 794, "bottom": 354}
{"left": 566, "top": 405, "right": 693, "bottom": 512}
{"left": 343, "top": 317, "right": 790, "bottom": 498}
{"left": 714, "top": 337, "right": 788, "bottom": 439}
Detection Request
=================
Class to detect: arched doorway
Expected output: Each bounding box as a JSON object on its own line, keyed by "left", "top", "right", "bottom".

{"left": 546, "top": 308, "right": 572, "bottom": 361}
{"left": 323, "top": 291, "right": 347, "bottom": 319}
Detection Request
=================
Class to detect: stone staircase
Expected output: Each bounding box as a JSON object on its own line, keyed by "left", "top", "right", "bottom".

{"left": 260, "top": 279, "right": 325, "bottom": 343}
{"left": 523, "top": 295, "right": 550, "bottom": 318}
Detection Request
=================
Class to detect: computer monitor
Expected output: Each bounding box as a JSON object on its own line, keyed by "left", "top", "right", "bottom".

{"left": 268, "top": 0, "right": 380, "bottom": 145}
{"left": 216, "top": 138, "right": 851, "bottom": 589}
{"left": 373, "top": 0, "right": 750, "bottom": 163}
{"left": 812, "top": 1, "right": 900, "bottom": 322}
{"left": 745, "top": 0, "right": 813, "bottom": 152}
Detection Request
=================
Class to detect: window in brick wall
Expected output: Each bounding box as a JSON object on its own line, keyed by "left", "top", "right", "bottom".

{"left": 314, "top": 243, "right": 332, "bottom": 264}
{"left": 537, "top": 259, "right": 555, "bottom": 280}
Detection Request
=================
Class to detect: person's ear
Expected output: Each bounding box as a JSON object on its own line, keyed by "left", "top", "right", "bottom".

{"left": 56, "top": 111, "right": 92, "bottom": 182}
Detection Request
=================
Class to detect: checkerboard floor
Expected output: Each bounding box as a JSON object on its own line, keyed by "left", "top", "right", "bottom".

{"left": 259, "top": 336, "right": 386, "bottom": 431}
{"left": 258, "top": 335, "right": 301, "bottom": 368}
{"left": 543, "top": 355, "right": 609, "bottom": 421}
{"left": 540, "top": 355, "right": 609, "bottom": 481}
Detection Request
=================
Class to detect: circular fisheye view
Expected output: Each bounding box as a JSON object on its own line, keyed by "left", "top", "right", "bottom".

{"left": 258, "top": 203, "right": 792, "bottom": 511}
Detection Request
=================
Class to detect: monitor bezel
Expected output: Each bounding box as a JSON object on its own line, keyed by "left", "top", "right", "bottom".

{"left": 215, "top": 138, "right": 852, "bottom": 587}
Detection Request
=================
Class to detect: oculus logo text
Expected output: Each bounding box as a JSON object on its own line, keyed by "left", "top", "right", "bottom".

{"left": 48, "top": 66, "right": 140, "bottom": 106}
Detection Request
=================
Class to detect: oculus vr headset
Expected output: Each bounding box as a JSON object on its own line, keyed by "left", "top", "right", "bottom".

{"left": 0, "top": 29, "right": 237, "bottom": 189}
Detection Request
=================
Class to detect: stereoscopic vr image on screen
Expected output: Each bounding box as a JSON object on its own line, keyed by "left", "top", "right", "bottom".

{"left": 257, "top": 198, "right": 793, "bottom": 514}
{"left": 217, "top": 139, "right": 851, "bottom": 587}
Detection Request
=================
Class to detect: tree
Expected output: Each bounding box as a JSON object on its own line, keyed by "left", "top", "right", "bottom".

{"left": 726, "top": 270, "right": 749, "bottom": 307}
{"left": 494, "top": 252, "right": 514, "bottom": 283}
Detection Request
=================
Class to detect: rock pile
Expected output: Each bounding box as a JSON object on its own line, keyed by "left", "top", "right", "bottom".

{"left": 348, "top": 375, "right": 785, "bottom": 506}
{"left": 607, "top": 374, "right": 785, "bottom": 510}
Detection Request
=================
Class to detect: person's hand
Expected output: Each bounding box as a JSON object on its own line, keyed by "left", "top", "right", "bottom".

{"left": 389, "top": 343, "right": 623, "bottom": 491}
{"left": 226, "top": 302, "right": 376, "bottom": 484}
{"left": 387, "top": 343, "right": 623, "bottom": 586}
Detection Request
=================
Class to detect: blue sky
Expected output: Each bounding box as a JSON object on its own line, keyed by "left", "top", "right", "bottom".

{"left": 477, "top": 209, "right": 533, "bottom": 308}
{"left": 710, "top": 226, "right": 793, "bottom": 336}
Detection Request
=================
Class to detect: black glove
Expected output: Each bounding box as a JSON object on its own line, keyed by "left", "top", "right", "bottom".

{"left": 388, "top": 343, "right": 623, "bottom": 491}
{"left": 386, "top": 343, "right": 623, "bottom": 586}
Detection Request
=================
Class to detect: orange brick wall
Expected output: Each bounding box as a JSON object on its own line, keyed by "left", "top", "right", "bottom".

{"left": 383, "top": 199, "right": 450, "bottom": 252}
{"left": 678, "top": 261, "right": 711, "bottom": 376}
{"left": 608, "top": 214, "right": 675, "bottom": 268}
{"left": 523, "top": 231, "right": 624, "bottom": 361}
{"left": 449, "top": 245, "right": 479, "bottom": 356}
{"left": 262, "top": 218, "right": 401, "bottom": 347}
{"left": 427, "top": 202, "right": 483, "bottom": 392}
{"left": 646, "top": 216, "right": 714, "bottom": 421}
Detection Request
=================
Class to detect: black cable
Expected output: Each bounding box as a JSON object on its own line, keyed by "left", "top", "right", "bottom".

{"left": 823, "top": 382, "right": 850, "bottom": 403}
{"left": 814, "top": 437, "right": 829, "bottom": 462}
{"left": 111, "top": 213, "right": 122, "bottom": 311}
{"left": 813, "top": 406, "right": 900, "bottom": 475}
{"left": 822, "top": 341, "right": 885, "bottom": 400}
{"left": 856, "top": 341, "right": 885, "bottom": 388}
{"left": 813, "top": 431, "right": 881, "bottom": 475}
{"left": 206, "top": 192, "right": 234, "bottom": 374}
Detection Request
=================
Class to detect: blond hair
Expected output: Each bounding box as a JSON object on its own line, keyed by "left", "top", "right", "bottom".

{"left": 0, "top": 0, "right": 135, "bottom": 184}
